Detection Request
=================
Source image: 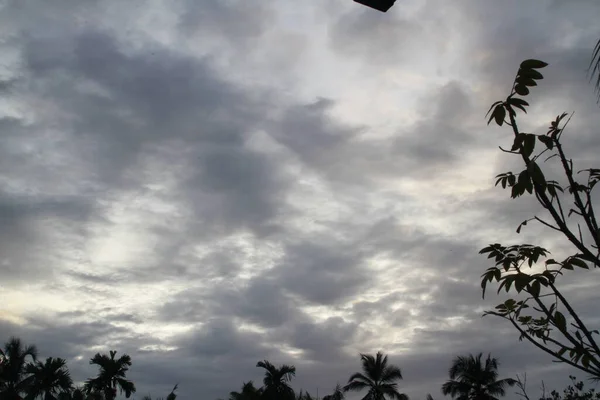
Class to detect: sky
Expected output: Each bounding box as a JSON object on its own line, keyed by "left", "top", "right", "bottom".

{"left": 1, "top": 0, "right": 600, "bottom": 399}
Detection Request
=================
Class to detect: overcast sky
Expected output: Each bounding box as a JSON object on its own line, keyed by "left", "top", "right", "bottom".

{"left": 1, "top": 0, "right": 600, "bottom": 399}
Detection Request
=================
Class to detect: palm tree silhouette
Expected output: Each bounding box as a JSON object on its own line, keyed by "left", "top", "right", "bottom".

{"left": 256, "top": 360, "right": 296, "bottom": 400}
{"left": 441, "top": 353, "right": 516, "bottom": 400}
{"left": 23, "top": 357, "right": 73, "bottom": 400}
{"left": 323, "top": 384, "right": 345, "bottom": 400}
{"left": 84, "top": 350, "right": 136, "bottom": 400}
{"left": 343, "top": 352, "right": 408, "bottom": 400}
{"left": 229, "top": 381, "right": 262, "bottom": 400}
{"left": 0, "top": 337, "right": 38, "bottom": 400}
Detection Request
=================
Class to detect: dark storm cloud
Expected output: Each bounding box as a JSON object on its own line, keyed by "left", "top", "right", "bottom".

{"left": 158, "top": 273, "right": 306, "bottom": 328}
{"left": 0, "top": 18, "right": 297, "bottom": 285}
{"left": 283, "top": 316, "right": 359, "bottom": 362}
{"left": 0, "top": 191, "right": 93, "bottom": 283}
{"left": 269, "top": 81, "right": 480, "bottom": 185}
{"left": 390, "top": 82, "right": 478, "bottom": 174}
{"left": 274, "top": 240, "right": 371, "bottom": 305}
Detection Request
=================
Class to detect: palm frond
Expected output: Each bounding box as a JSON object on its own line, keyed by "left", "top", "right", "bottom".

{"left": 381, "top": 366, "right": 403, "bottom": 383}
{"left": 590, "top": 38, "right": 600, "bottom": 102}
{"left": 344, "top": 381, "right": 370, "bottom": 392}
{"left": 347, "top": 373, "right": 374, "bottom": 385}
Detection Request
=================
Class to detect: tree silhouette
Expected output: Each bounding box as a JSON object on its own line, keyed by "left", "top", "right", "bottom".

{"left": 482, "top": 59, "right": 600, "bottom": 377}
{"left": 256, "top": 360, "right": 296, "bottom": 400}
{"left": 229, "top": 381, "right": 261, "bottom": 400}
{"left": 24, "top": 357, "right": 73, "bottom": 400}
{"left": 323, "top": 384, "right": 345, "bottom": 400}
{"left": 84, "top": 350, "right": 136, "bottom": 400}
{"left": 343, "top": 352, "right": 408, "bottom": 400}
{"left": 441, "top": 353, "right": 515, "bottom": 400}
{"left": 0, "top": 337, "right": 38, "bottom": 400}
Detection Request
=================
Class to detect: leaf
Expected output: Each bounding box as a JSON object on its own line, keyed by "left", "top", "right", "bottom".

{"left": 511, "top": 133, "right": 525, "bottom": 151}
{"left": 528, "top": 162, "right": 547, "bottom": 190}
{"left": 523, "top": 134, "right": 536, "bottom": 157}
{"left": 517, "top": 77, "right": 538, "bottom": 87}
{"left": 493, "top": 105, "right": 506, "bottom": 126}
{"left": 516, "top": 220, "right": 527, "bottom": 234}
{"left": 582, "top": 355, "right": 591, "bottom": 369}
{"left": 538, "top": 135, "right": 554, "bottom": 150}
{"left": 555, "top": 311, "right": 567, "bottom": 331}
{"left": 515, "top": 84, "right": 530, "bottom": 96}
{"left": 520, "top": 59, "right": 549, "bottom": 69}
{"left": 529, "top": 280, "right": 541, "bottom": 297}
{"left": 486, "top": 101, "right": 503, "bottom": 125}
{"left": 563, "top": 262, "right": 575, "bottom": 271}
{"left": 508, "top": 174, "right": 516, "bottom": 186}
{"left": 514, "top": 274, "right": 531, "bottom": 293}
{"left": 518, "top": 69, "right": 544, "bottom": 80}
{"left": 479, "top": 246, "right": 494, "bottom": 254}
{"left": 568, "top": 257, "right": 589, "bottom": 269}
{"left": 508, "top": 97, "right": 529, "bottom": 113}
{"left": 518, "top": 169, "right": 530, "bottom": 189}
{"left": 511, "top": 182, "right": 525, "bottom": 198}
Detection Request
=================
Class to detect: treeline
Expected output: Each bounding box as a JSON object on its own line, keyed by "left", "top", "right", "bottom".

{"left": 0, "top": 337, "right": 175, "bottom": 400}
{"left": 2, "top": 335, "right": 598, "bottom": 400}
{"left": 0, "top": 335, "right": 516, "bottom": 400}
{"left": 221, "top": 352, "right": 515, "bottom": 400}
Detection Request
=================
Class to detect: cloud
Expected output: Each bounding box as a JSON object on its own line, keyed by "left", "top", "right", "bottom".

{"left": 1, "top": 1, "right": 600, "bottom": 400}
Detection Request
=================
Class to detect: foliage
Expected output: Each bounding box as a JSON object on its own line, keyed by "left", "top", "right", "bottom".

{"left": 0, "top": 337, "right": 38, "bottom": 400}
{"left": 229, "top": 381, "right": 262, "bottom": 400}
{"left": 515, "top": 375, "right": 600, "bottom": 400}
{"left": 23, "top": 357, "right": 73, "bottom": 400}
{"left": 540, "top": 376, "right": 600, "bottom": 400}
{"left": 441, "top": 353, "right": 515, "bottom": 400}
{"left": 343, "top": 352, "right": 409, "bottom": 400}
{"left": 256, "top": 360, "right": 296, "bottom": 400}
{"left": 84, "top": 350, "right": 136, "bottom": 400}
{"left": 322, "top": 384, "right": 345, "bottom": 400}
{"left": 481, "top": 59, "right": 600, "bottom": 378}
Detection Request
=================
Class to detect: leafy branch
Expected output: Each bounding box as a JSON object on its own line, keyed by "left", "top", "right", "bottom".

{"left": 481, "top": 59, "right": 600, "bottom": 379}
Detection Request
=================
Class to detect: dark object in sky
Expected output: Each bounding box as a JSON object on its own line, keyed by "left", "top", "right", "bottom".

{"left": 353, "top": 0, "right": 396, "bottom": 12}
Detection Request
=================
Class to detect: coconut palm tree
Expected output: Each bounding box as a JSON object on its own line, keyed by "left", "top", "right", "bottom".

{"left": 0, "top": 337, "right": 38, "bottom": 400}
{"left": 229, "top": 381, "right": 261, "bottom": 400}
{"left": 84, "top": 351, "right": 135, "bottom": 400}
{"left": 441, "top": 353, "right": 516, "bottom": 400}
{"left": 23, "top": 357, "right": 73, "bottom": 400}
{"left": 343, "top": 352, "right": 408, "bottom": 400}
{"left": 256, "top": 360, "right": 296, "bottom": 400}
{"left": 323, "top": 384, "right": 345, "bottom": 400}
